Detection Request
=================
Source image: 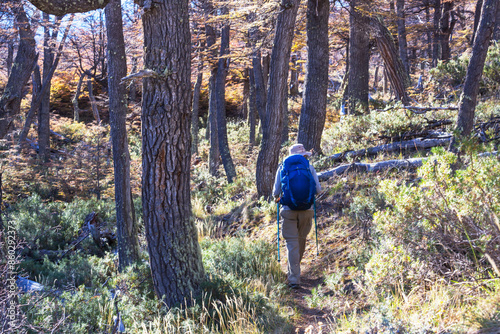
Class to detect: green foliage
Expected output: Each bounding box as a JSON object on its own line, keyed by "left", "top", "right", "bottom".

{"left": 9, "top": 194, "right": 116, "bottom": 251}
{"left": 369, "top": 149, "right": 500, "bottom": 290}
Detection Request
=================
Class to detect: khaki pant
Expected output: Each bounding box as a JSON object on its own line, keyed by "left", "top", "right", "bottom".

{"left": 281, "top": 209, "right": 314, "bottom": 285}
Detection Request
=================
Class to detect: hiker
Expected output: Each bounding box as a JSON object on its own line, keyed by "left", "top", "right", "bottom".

{"left": 273, "top": 143, "right": 321, "bottom": 289}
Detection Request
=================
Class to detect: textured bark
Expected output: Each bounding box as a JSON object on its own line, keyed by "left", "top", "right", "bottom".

{"left": 369, "top": 17, "right": 411, "bottom": 105}
{"left": 215, "top": 19, "right": 237, "bottom": 183}
{"left": 347, "top": 0, "right": 370, "bottom": 115}
{"left": 252, "top": 51, "right": 267, "bottom": 133}
{"left": 256, "top": 0, "right": 300, "bottom": 198}
{"left": 28, "top": 0, "right": 109, "bottom": 17}
{"left": 297, "top": 0, "right": 329, "bottom": 153}
{"left": 6, "top": 41, "right": 14, "bottom": 77}
{"left": 455, "top": 0, "right": 499, "bottom": 138}
{"left": 0, "top": 5, "right": 37, "bottom": 138}
{"left": 141, "top": 0, "right": 204, "bottom": 306}
{"left": 396, "top": 0, "right": 409, "bottom": 75}
{"left": 105, "top": 0, "right": 140, "bottom": 271}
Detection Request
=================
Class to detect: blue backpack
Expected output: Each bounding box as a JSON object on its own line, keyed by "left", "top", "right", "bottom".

{"left": 279, "top": 155, "right": 316, "bottom": 210}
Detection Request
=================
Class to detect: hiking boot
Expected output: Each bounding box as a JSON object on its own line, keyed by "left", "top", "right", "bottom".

{"left": 288, "top": 283, "right": 300, "bottom": 290}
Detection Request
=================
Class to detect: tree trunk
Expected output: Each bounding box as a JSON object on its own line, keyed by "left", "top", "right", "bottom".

{"left": 454, "top": 0, "right": 499, "bottom": 138}
{"left": 439, "top": 1, "right": 455, "bottom": 62}
{"left": 72, "top": 72, "right": 85, "bottom": 122}
{"left": 248, "top": 68, "right": 257, "bottom": 146}
{"left": 141, "top": 0, "right": 204, "bottom": 306}
{"left": 129, "top": 56, "right": 139, "bottom": 102}
{"left": 215, "top": 18, "right": 237, "bottom": 183}
{"left": 38, "top": 13, "right": 58, "bottom": 161}
{"left": 347, "top": 0, "right": 370, "bottom": 115}
{"left": 191, "top": 57, "right": 203, "bottom": 156}
{"left": 6, "top": 40, "right": 14, "bottom": 78}
{"left": 105, "top": 0, "right": 140, "bottom": 271}
{"left": 252, "top": 51, "right": 267, "bottom": 133}
{"left": 289, "top": 53, "right": 300, "bottom": 96}
{"left": 0, "top": 4, "right": 37, "bottom": 139}
{"left": 256, "top": 0, "right": 300, "bottom": 198}
{"left": 87, "top": 74, "right": 101, "bottom": 124}
{"left": 297, "top": 0, "right": 329, "bottom": 153}
{"left": 240, "top": 68, "right": 249, "bottom": 120}
{"left": 472, "top": 0, "right": 483, "bottom": 46}
{"left": 432, "top": 0, "right": 441, "bottom": 67}
{"left": 396, "top": 0, "right": 409, "bottom": 75}
{"left": 203, "top": 0, "right": 220, "bottom": 175}
{"left": 370, "top": 17, "right": 411, "bottom": 105}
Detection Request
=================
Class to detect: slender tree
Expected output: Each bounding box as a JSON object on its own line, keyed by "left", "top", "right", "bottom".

{"left": 396, "top": 0, "right": 409, "bottom": 75}
{"left": 215, "top": 8, "right": 237, "bottom": 183}
{"left": 297, "top": 0, "right": 330, "bottom": 153}
{"left": 454, "top": 0, "right": 499, "bottom": 139}
{"left": 256, "top": 0, "right": 301, "bottom": 198}
{"left": 105, "top": 0, "right": 140, "bottom": 271}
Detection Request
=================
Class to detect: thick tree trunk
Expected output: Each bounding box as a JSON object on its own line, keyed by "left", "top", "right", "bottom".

{"left": 256, "top": 0, "right": 300, "bottom": 198}
{"left": 396, "top": 0, "right": 410, "bottom": 75}
{"left": 297, "top": 0, "right": 329, "bottom": 153}
{"left": 105, "top": 0, "right": 140, "bottom": 271}
{"left": 141, "top": 0, "right": 204, "bottom": 306}
{"left": 347, "top": 0, "right": 370, "bottom": 115}
{"left": 0, "top": 5, "right": 37, "bottom": 139}
{"left": 472, "top": 0, "right": 483, "bottom": 46}
{"left": 215, "top": 19, "right": 237, "bottom": 183}
{"left": 6, "top": 41, "right": 14, "bottom": 78}
{"left": 454, "top": 0, "right": 499, "bottom": 138}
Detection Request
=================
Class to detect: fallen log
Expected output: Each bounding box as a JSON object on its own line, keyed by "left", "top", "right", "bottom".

{"left": 318, "top": 151, "right": 499, "bottom": 181}
{"left": 318, "top": 158, "right": 425, "bottom": 181}
{"left": 405, "top": 106, "right": 458, "bottom": 114}
{"left": 327, "top": 137, "right": 452, "bottom": 163}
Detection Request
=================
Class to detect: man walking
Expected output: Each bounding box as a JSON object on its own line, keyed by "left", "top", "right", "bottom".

{"left": 273, "top": 143, "right": 321, "bottom": 289}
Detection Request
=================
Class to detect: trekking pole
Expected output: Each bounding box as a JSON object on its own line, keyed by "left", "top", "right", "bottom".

{"left": 277, "top": 201, "right": 280, "bottom": 262}
{"left": 314, "top": 198, "right": 319, "bottom": 257}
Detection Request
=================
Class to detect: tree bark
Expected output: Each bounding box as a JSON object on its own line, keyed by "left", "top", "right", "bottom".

{"left": 369, "top": 17, "right": 411, "bottom": 105}
{"left": 396, "top": 0, "right": 409, "bottom": 75}
{"left": 256, "top": 0, "right": 300, "bottom": 198}
{"left": 289, "top": 53, "right": 300, "bottom": 96}
{"left": 215, "top": 17, "right": 237, "bottom": 183}
{"left": 454, "top": 0, "right": 499, "bottom": 138}
{"left": 141, "top": 0, "right": 204, "bottom": 306}
{"left": 297, "top": 0, "right": 330, "bottom": 153}
{"left": 0, "top": 4, "right": 37, "bottom": 139}
{"left": 87, "top": 74, "right": 101, "bottom": 124}
{"left": 6, "top": 40, "right": 14, "bottom": 78}
{"left": 472, "top": 0, "right": 483, "bottom": 46}
{"left": 105, "top": 0, "right": 140, "bottom": 271}
{"left": 347, "top": 0, "right": 370, "bottom": 115}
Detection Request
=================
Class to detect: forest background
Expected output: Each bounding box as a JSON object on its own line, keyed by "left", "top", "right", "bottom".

{"left": 1, "top": 0, "right": 500, "bottom": 333}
